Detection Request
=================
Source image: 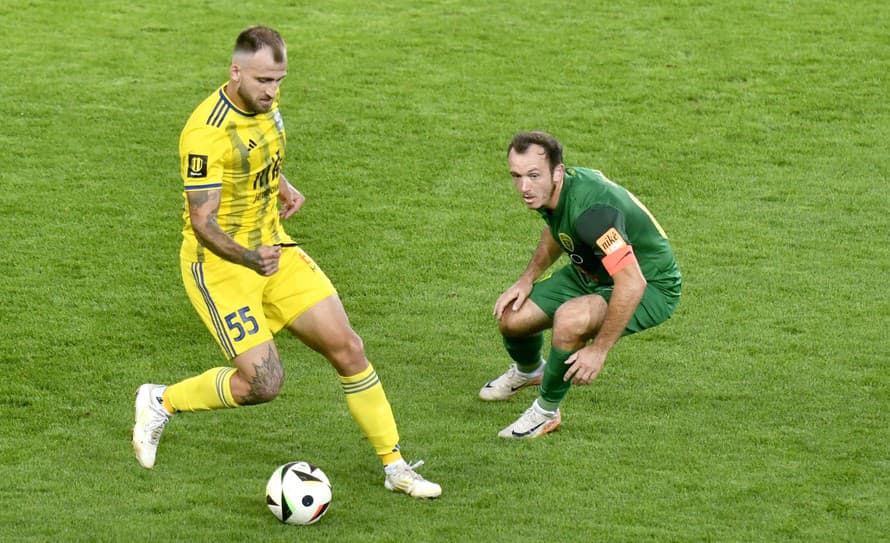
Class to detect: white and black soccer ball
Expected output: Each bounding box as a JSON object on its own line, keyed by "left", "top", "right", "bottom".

{"left": 265, "top": 461, "right": 332, "bottom": 525}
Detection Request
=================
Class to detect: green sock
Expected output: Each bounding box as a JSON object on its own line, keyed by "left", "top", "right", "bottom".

{"left": 538, "top": 346, "right": 574, "bottom": 412}
{"left": 502, "top": 333, "right": 544, "bottom": 373}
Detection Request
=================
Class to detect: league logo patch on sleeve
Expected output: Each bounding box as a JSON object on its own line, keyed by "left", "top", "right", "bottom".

{"left": 187, "top": 154, "right": 208, "bottom": 178}
{"left": 596, "top": 227, "right": 627, "bottom": 255}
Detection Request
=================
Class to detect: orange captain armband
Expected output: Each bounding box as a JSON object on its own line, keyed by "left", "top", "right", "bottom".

{"left": 596, "top": 226, "right": 637, "bottom": 276}
{"left": 602, "top": 244, "right": 636, "bottom": 276}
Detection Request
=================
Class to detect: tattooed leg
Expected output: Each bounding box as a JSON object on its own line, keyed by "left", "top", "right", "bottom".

{"left": 231, "top": 340, "right": 285, "bottom": 405}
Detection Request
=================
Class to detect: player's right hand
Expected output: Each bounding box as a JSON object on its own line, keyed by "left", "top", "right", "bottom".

{"left": 245, "top": 244, "right": 282, "bottom": 276}
{"left": 493, "top": 279, "right": 533, "bottom": 320}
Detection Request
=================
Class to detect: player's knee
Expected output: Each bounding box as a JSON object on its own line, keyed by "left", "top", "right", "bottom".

{"left": 248, "top": 386, "right": 281, "bottom": 404}
{"left": 330, "top": 330, "right": 364, "bottom": 360}
{"left": 346, "top": 331, "right": 365, "bottom": 358}
{"left": 326, "top": 331, "right": 366, "bottom": 374}
{"left": 238, "top": 356, "right": 285, "bottom": 405}
{"left": 243, "top": 379, "right": 282, "bottom": 405}
{"left": 256, "top": 372, "right": 285, "bottom": 403}
{"left": 497, "top": 310, "right": 526, "bottom": 337}
{"left": 553, "top": 303, "right": 593, "bottom": 342}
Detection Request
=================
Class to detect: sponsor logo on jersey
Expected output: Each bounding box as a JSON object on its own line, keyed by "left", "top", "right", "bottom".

{"left": 558, "top": 233, "right": 575, "bottom": 252}
{"left": 187, "top": 154, "right": 208, "bottom": 178}
{"left": 596, "top": 227, "right": 626, "bottom": 255}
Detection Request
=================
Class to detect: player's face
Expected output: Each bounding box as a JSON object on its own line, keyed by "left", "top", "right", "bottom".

{"left": 508, "top": 145, "right": 564, "bottom": 210}
{"left": 232, "top": 47, "right": 288, "bottom": 113}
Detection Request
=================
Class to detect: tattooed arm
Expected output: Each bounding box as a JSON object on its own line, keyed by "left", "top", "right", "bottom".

{"left": 187, "top": 189, "right": 280, "bottom": 276}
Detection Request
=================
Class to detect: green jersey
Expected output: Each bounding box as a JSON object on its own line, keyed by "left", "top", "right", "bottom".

{"left": 536, "top": 167, "right": 681, "bottom": 286}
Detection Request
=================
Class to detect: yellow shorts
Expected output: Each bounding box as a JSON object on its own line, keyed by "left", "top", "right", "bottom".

{"left": 180, "top": 246, "right": 337, "bottom": 359}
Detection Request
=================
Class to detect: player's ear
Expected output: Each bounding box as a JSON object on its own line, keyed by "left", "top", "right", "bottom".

{"left": 553, "top": 164, "right": 565, "bottom": 182}
{"left": 230, "top": 64, "right": 241, "bottom": 83}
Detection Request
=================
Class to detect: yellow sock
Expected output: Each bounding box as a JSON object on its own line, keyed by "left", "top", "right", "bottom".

{"left": 339, "top": 364, "right": 402, "bottom": 465}
{"left": 163, "top": 367, "right": 238, "bottom": 413}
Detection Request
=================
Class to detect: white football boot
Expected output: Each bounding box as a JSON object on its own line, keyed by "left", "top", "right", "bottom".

{"left": 132, "top": 384, "right": 171, "bottom": 469}
{"left": 384, "top": 460, "right": 442, "bottom": 499}
{"left": 498, "top": 399, "right": 561, "bottom": 439}
{"left": 479, "top": 361, "right": 545, "bottom": 401}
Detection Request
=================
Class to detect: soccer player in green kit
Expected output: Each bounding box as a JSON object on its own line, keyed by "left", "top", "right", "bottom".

{"left": 480, "top": 131, "right": 681, "bottom": 439}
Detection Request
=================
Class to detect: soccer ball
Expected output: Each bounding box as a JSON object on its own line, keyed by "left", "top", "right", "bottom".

{"left": 265, "top": 461, "right": 332, "bottom": 525}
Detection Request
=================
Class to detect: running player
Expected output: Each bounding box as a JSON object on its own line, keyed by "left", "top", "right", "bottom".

{"left": 481, "top": 131, "right": 681, "bottom": 439}
{"left": 132, "top": 26, "right": 440, "bottom": 498}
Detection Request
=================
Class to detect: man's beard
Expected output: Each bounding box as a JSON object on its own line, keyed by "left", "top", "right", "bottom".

{"left": 238, "top": 88, "right": 271, "bottom": 113}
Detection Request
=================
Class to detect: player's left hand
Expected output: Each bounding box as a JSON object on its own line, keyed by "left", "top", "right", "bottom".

{"left": 563, "top": 346, "right": 607, "bottom": 385}
{"left": 278, "top": 175, "right": 305, "bottom": 219}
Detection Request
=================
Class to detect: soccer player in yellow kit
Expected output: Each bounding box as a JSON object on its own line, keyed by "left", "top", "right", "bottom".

{"left": 132, "top": 26, "right": 440, "bottom": 499}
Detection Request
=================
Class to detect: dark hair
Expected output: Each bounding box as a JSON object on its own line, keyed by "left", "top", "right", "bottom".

{"left": 234, "top": 26, "right": 287, "bottom": 63}
{"left": 507, "top": 131, "right": 564, "bottom": 173}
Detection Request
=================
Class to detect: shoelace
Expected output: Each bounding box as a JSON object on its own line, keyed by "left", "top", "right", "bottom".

{"left": 507, "top": 365, "right": 539, "bottom": 386}
{"left": 505, "top": 366, "right": 524, "bottom": 384}
{"left": 146, "top": 407, "right": 169, "bottom": 444}
{"left": 521, "top": 405, "right": 551, "bottom": 427}
{"left": 403, "top": 460, "right": 426, "bottom": 480}
{"left": 148, "top": 425, "right": 165, "bottom": 444}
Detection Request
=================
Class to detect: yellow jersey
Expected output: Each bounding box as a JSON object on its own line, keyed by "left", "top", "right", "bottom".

{"left": 178, "top": 84, "right": 294, "bottom": 262}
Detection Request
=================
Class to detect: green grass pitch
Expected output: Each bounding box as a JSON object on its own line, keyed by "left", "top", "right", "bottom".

{"left": 1, "top": 1, "right": 887, "bottom": 541}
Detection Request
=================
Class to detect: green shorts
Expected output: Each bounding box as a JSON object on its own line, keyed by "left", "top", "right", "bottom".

{"left": 528, "top": 264, "right": 681, "bottom": 336}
